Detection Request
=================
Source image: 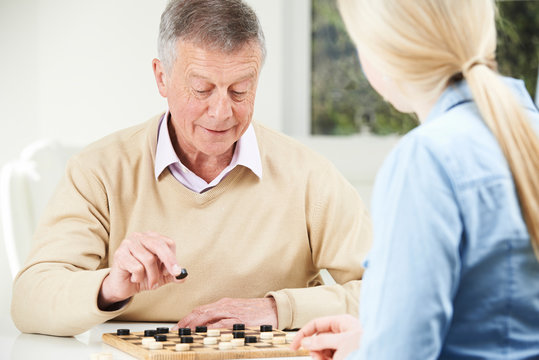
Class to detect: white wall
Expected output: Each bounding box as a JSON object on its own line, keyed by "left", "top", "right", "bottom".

{"left": 0, "top": 0, "right": 393, "bottom": 321}
{"left": 0, "top": 0, "right": 288, "bottom": 163}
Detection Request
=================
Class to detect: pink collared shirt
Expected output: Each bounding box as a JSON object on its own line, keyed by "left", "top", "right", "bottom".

{"left": 154, "top": 112, "right": 263, "bottom": 193}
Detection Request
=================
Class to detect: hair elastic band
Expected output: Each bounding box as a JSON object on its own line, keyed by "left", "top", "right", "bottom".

{"left": 462, "top": 56, "right": 488, "bottom": 75}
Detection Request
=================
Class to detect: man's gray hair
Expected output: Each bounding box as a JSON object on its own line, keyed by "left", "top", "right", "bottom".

{"left": 158, "top": 0, "right": 266, "bottom": 73}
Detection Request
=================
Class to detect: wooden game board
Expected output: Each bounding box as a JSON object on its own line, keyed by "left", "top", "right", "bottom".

{"left": 102, "top": 326, "right": 309, "bottom": 360}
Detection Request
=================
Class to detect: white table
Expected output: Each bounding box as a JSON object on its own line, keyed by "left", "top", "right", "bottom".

{"left": 0, "top": 316, "right": 310, "bottom": 360}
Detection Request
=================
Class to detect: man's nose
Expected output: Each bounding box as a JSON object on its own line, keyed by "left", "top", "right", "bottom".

{"left": 208, "top": 92, "right": 233, "bottom": 120}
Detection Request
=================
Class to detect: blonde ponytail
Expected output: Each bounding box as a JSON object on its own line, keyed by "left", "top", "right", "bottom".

{"left": 464, "top": 64, "right": 539, "bottom": 259}
{"left": 338, "top": 0, "right": 539, "bottom": 259}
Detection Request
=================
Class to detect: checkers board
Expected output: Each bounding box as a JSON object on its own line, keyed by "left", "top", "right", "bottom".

{"left": 102, "top": 325, "right": 309, "bottom": 360}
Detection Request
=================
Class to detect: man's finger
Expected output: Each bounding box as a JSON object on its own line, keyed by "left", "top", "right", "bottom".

{"left": 175, "top": 306, "right": 229, "bottom": 329}
{"left": 176, "top": 312, "right": 226, "bottom": 329}
{"left": 140, "top": 235, "right": 183, "bottom": 278}
{"left": 205, "top": 318, "right": 242, "bottom": 329}
{"left": 113, "top": 246, "right": 145, "bottom": 284}
{"left": 160, "top": 263, "right": 183, "bottom": 285}
{"left": 128, "top": 240, "right": 161, "bottom": 289}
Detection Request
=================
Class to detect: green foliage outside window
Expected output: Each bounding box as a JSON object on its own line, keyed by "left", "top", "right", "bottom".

{"left": 497, "top": 1, "right": 539, "bottom": 98}
{"left": 311, "top": 0, "right": 539, "bottom": 136}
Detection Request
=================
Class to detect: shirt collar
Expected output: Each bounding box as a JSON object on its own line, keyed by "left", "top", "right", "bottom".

{"left": 154, "top": 110, "right": 263, "bottom": 180}
{"left": 424, "top": 77, "right": 537, "bottom": 124}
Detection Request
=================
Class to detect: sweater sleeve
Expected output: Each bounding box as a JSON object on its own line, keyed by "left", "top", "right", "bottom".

{"left": 267, "top": 161, "right": 372, "bottom": 329}
{"left": 11, "top": 156, "right": 131, "bottom": 336}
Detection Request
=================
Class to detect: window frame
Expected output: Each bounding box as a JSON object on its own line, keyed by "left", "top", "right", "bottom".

{"left": 282, "top": 0, "right": 400, "bottom": 205}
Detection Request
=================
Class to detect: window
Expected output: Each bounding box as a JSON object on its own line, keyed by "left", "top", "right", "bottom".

{"left": 282, "top": 0, "right": 538, "bottom": 204}
{"left": 311, "top": 0, "right": 539, "bottom": 136}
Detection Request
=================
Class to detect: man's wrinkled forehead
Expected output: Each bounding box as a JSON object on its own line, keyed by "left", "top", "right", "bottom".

{"left": 176, "top": 40, "right": 263, "bottom": 80}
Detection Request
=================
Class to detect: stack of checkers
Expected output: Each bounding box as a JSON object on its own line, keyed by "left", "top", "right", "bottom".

{"left": 102, "top": 324, "right": 308, "bottom": 360}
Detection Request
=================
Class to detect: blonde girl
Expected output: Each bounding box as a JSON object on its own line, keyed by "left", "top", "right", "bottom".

{"left": 292, "top": 1, "right": 539, "bottom": 359}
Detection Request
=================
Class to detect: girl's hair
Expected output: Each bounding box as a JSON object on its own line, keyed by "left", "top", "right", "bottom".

{"left": 338, "top": 0, "right": 539, "bottom": 259}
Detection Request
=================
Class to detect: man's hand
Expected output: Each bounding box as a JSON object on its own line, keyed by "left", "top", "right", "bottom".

{"left": 290, "top": 314, "right": 362, "bottom": 360}
{"left": 173, "top": 297, "right": 278, "bottom": 330}
{"left": 98, "top": 231, "right": 186, "bottom": 310}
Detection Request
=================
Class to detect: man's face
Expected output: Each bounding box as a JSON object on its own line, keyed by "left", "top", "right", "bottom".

{"left": 155, "top": 40, "right": 262, "bottom": 159}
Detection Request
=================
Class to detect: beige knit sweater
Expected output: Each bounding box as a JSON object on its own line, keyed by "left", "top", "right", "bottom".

{"left": 11, "top": 115, "right": 371, "bottom": 336}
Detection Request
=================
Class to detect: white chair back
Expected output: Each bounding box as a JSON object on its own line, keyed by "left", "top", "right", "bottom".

{"left": 0, "top": 139, "right": 80, "bottom": 279}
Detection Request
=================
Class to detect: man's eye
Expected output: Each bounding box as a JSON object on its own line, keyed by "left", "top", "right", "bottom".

{"left": 195, "top": 89, "right": 209, "bottom": 94}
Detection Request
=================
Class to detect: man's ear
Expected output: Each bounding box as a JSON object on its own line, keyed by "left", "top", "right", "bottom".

{"left": 152, "top": 58, "right": 168, "bottom": 98}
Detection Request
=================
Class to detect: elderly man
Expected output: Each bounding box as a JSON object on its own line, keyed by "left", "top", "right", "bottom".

{"left": 11, "top": 0, "right": 371, "bottom": 336}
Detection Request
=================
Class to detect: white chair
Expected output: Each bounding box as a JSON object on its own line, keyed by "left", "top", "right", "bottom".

{"left": 0, "top": 139, "right": 80, "bottom": 279}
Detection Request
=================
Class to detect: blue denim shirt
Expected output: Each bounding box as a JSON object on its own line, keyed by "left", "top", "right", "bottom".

{"left": 350, "top": 78, "right": 539, "bottom": 360}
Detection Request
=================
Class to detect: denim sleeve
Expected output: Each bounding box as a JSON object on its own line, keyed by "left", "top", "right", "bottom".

{"left": 353, "top": 134, "right": 462, "bottom": 360}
